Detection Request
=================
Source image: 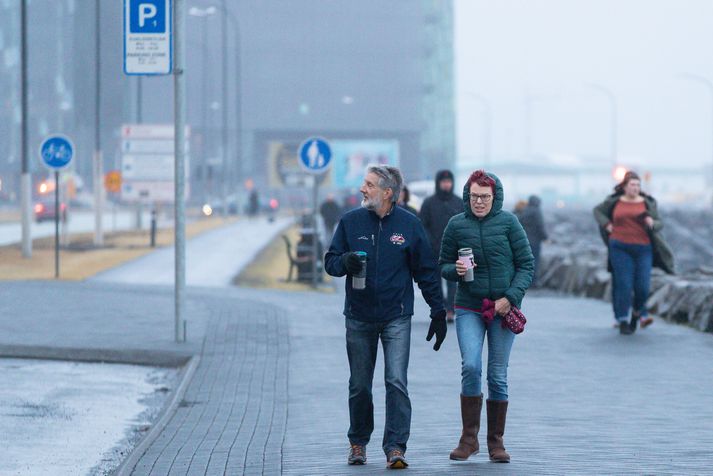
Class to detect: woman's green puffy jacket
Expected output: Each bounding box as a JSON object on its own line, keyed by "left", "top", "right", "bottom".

{"left": 439, "top": 173, "right": 534, "bottom": 310}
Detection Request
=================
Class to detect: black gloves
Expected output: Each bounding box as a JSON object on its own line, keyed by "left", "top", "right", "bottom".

{"left": 426, "top": 309, "right": 447, "bottom": 351}
{"left": 341, "top": 252, "right": 364, "bottom": 275}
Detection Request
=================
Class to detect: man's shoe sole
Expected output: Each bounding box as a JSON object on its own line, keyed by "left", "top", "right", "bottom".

{"left": 348, "top": 459, "right": 366, "bottom": 465}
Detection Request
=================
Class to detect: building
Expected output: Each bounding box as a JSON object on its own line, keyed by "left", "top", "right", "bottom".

{"left": 0, "top": 0, "right": 455, "bottom": 204}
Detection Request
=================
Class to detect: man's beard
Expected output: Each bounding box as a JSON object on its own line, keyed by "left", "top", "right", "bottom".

{"left": 361, "top": 195, "right": 379, "bottom": 210}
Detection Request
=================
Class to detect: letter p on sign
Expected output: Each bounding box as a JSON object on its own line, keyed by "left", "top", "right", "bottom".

{"left": 129, "top": 0, "right": 166, "bottom": 34}
{"left": 139, "top": 4, "right": 157, "bottom": 27}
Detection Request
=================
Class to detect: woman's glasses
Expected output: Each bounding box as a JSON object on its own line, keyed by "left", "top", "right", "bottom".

{"left": 469, "top": 193, "right": 493, "bottom": 203}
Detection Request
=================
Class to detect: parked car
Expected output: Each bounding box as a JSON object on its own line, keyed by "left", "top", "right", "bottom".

{"left": 34, "top": 198, "right": 67, "bottom": 223}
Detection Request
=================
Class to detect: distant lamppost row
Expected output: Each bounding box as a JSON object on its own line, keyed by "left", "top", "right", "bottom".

{"left": 586, "top": 83, "right": 618, "bottom": 171}
{"left": 464, "top": 93, "right": 492, "bottom": 166}
{"left": 678, "top": 73, "right": 713, "bottom": 186}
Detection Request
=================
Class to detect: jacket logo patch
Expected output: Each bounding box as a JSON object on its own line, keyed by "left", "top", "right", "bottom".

{"left": 357, "top": 236, "right": 369, "bottom": 241}
{"left": 390, "top": 233, "right": 405, "bottom": 245}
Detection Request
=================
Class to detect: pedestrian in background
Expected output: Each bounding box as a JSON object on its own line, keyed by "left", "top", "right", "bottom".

{"left": 440, "top": 170, "right": 534, "bottom": 463}
{"left": 593, "top": 171, "right": 674, "bottom": 334}
{"left": 320, "top": 193, "right": 341, "bottom": 240}
{"left": 516, "top": 195, "right": 548, "bottom": 286}
{"left": 419, "top": 169, "right": 463, "bottom": 322}
{"left": 398, "top": 185, "right": 419, "bottom": 216}
{"left": 325, "top": 165, "right": 447, "bottom": 469}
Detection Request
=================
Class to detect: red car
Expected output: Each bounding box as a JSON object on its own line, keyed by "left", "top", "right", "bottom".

{"left": 34, "top": 198, "right": 67, "bottom": 223}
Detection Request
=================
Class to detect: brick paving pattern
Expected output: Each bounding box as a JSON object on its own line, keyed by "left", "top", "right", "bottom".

{"left": 125, "top": 300, "right": 288, "bottom": 475}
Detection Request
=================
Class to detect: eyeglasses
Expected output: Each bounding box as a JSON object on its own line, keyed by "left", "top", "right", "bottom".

{"left": 469, "top": 193, "right": 492, "bottom": 203}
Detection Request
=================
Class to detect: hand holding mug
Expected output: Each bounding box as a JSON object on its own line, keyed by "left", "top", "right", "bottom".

{"left": 455, "top": 259, "right": 467, "bottom": 276}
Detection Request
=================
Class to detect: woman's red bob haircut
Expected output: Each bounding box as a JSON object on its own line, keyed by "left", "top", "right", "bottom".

{"left": 465, "top": 170, "right": 496, "bottom": 195}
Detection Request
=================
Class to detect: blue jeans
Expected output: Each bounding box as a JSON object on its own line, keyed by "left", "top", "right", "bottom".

{"left": 455, "top": 309, "right": 515, "bottom": 401}
{"left": 345, "top": 316, "right": 411, "bottom": 454}
{"left": 609, "top": 239, "right": 653, "bottom": 322}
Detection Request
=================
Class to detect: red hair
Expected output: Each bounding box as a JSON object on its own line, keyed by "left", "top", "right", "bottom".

{"left": 465, "top": 170, "right": 495, "bottom": 195}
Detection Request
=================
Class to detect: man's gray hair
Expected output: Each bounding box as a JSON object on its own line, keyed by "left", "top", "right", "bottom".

{"left": 367, "top": 165, "right": 403, "bottom": 203}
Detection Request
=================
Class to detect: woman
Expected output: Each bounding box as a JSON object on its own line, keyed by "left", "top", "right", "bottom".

{"left": 593, "top": 171, "right": 674, "bottom": 334}
{"left": 439, "top": 170, "right": 534, "bottom": 463}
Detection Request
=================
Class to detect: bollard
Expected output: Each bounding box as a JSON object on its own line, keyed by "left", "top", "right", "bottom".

{"left": 150, "top": 207, "right": 157, "bottom": 247}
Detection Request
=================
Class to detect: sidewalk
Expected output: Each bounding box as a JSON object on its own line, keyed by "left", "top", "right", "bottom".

{"left": 2, "top": 219, "right": 713, "bottom": 474}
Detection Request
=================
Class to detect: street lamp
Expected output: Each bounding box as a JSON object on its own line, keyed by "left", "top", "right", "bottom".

{"left": 677, "top": 73, "right": 713, "bottom": 186}
{"left": 463, "top": 93, "right": 492, "bottom": 166}
{"left": 586, "top": 83, "right": 618, "bottom": 172}
{"left": 188, "top": 6, "right": 216, "bottom": 205}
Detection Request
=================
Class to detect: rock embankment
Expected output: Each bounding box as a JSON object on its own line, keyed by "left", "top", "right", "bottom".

{"left": 537, "top": 209, "right": 713, "bottom": 333}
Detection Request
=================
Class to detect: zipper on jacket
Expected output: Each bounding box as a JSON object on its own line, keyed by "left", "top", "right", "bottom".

{"left": 371, "top": 234, "right": 374, "bottom": 246}
{"left": 375, "top": 219, "right": 383, "bottom": 311}
{"left": 478, "top": 220, "right": 493, "bottom": 297}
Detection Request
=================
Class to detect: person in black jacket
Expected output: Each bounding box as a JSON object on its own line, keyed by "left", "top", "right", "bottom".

{"left": 419, "top": 170, "right": 464, "bottom": 322}
{"left": 515, "top": 195, "right": 548, "bottom": 285}
{"left": 325, "top": 165, "right": 446, "bottom": 469}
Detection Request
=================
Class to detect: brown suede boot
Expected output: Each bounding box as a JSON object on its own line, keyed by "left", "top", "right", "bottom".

{"left": 449, "top": 394, "right": 483, "bottom": 460}
{"left": 486, "top": 399, "right": 510, "bottom": 463}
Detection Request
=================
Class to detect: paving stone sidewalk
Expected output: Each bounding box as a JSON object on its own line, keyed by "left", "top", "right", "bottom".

{"left": 122, "top": 299, "right": 289, "bottom": 475}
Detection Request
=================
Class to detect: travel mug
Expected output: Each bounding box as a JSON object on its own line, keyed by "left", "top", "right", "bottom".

{"left": 458, "top": 248, "right": 475, "bottom": 282}
{"left": 352, "top": 251, "right": 368, "bottom": 289}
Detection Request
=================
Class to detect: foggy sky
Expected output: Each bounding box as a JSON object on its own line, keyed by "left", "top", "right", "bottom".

{"left": 455, "top": 0, "right": 713, "bottom": 172}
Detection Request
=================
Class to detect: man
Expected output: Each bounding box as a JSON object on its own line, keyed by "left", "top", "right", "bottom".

{"left": 516, "top": 195, "right": 548, "bottom": 285}
{"left": 325, "top": 165, "right": 447, "bottom": 469}
{"left": 419, "top": 169, "right": 463, "bottom": 322}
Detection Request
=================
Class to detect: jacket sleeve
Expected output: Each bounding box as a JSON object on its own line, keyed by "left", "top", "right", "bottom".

{"left": 504, "top": 216, "right": 535, "bottom": 307}
{"left": 409, "top": 221, "right": 445, "bottom": 317}
{"left": 439, "top": 219, "right": 460, "bottom": 282}
{"left": 645, "top": 197, "right": 664, "bottom": 232}
{"left": 593, "top": 200, "right": 611, "bottom": 228}
{"left": 324, "top": 220, "right": 348, "bottom": 277}
{"left": 535, "top": 210, "right": 548, "bottom": 241}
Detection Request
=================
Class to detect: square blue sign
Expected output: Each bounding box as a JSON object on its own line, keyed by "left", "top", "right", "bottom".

{"left": 129, "top": 0, "right": 166, "bottom": 34}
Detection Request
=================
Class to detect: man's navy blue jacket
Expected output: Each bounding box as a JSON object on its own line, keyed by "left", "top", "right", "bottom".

{"left": 325, "top": 205, "right": 445, "bottom": 322}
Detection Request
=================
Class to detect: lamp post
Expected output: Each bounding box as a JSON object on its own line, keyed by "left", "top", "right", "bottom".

{"left": 464, "top": 93, "right": 492, "bottom": 166}
{"left": 678, "top": 73, "right": 713, "bottom": 186}
{"left": 586, "top": 83, "right": 618, "bottom": 171}
{"left": 20, "top": 0, "right": 31, "bottom": 258}
{"left": 188, "top": 6, "right": 216, "bottom": 206}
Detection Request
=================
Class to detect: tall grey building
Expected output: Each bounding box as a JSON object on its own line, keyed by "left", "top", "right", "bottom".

{"left": 0, "top": 0, "right": 454, "bottom": 202}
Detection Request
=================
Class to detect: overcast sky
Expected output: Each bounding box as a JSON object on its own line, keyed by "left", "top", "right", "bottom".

{"left": 454, "top": 0, "right": 713, "bottom": 172}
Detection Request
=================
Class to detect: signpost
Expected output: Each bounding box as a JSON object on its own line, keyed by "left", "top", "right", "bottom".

{"left": 124, "top": 0, "right": 172, "bottom": 75}
{"left": 39, "top": 135, "right": 74, "bottom": 279}
{"left": 298, "top": 137, "right": 332, "bottom": 288}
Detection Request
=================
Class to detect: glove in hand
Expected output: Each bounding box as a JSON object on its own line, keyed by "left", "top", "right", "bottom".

{"left": 341, "top": 252, "right": 363, "bottom": 275}
{"left": 426, "top": 310, "right": 447, "bottom": 351}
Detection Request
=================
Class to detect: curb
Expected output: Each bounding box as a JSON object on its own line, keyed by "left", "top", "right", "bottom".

{"left": 0, "top": 344, "right": 191, "bottom": 367}
{"left": 114, "top": 355, "right": 201, "bottom": 476}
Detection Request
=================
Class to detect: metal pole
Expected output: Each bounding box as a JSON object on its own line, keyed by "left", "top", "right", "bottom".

{"left": 54, "top": 171, "right": 60, "bottom": 278}
{"left": 137, "top": 76, "right": 143, "bottom": 123}
{"left": 174, "top": 0, "right": 187, "bottom": 343}
{"left": 20, "top": 0, "right": 31, "bottom": 258}
{"left": 93, "top": 1, "right": 104, "bottom": 246}
{"left": 201, "top": 18, "right": 208, "bottom": 206}
{"left": 678, "top": 73, "right": 713, "bottom": 186}
{"left": 312, "top": 177, "right": 319, "bottom": 288}
{"left": 220, "top": 0, "right": 228, "bottom": 217}
{"left": 587, "top": 83, "right": 618, "bottom": 170}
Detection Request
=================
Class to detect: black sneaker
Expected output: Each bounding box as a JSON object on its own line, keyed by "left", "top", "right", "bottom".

{"left": 629, "top": 312, "right": 640, "bottom": 333}
{"left": 386, "top": 449, "right": 408, "bottom": 469}
{"left": 619, "top": 321, "right": 633, "bottom": 335}
{"left": 348, "top": 444, "right": 366, "bottom": 465}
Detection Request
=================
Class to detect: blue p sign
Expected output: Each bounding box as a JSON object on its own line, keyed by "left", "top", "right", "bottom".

{"left": 130, "top": 0, "right": 165, "bottom": 33}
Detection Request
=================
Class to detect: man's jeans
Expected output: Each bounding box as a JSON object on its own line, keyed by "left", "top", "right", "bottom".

{"left": 345, "top": 316, "right": 411, "bottom": 455}
{"left": 455, "top": 309, "right": 514, "bottom": 401}
{"left": 609, "top": 239, "right": 653, "bottom": 322}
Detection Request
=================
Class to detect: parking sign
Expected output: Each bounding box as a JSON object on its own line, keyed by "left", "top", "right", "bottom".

{"left": 124, "top": 0, "right": 172, "bottom": 75}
